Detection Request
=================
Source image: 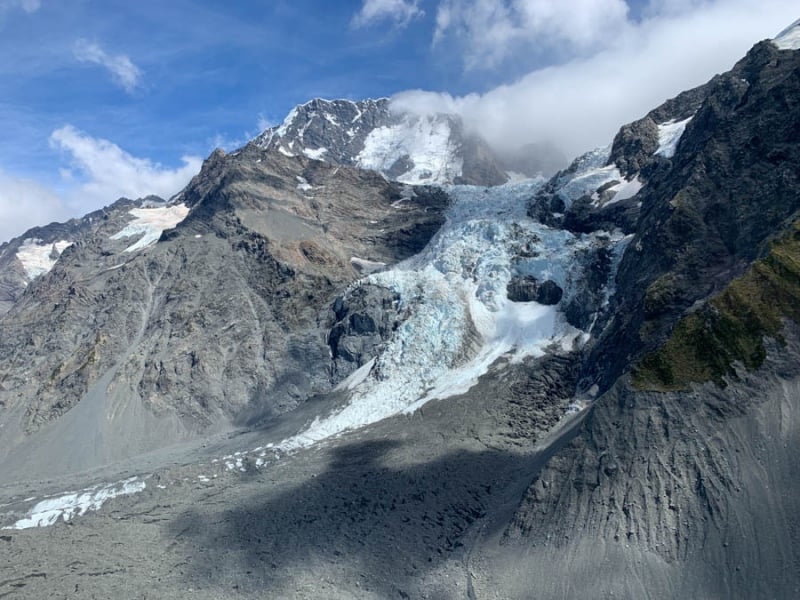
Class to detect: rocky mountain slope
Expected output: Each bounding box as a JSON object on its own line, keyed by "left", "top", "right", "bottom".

{"left": 1, "top": 22, "right": 800, "bottom": 600}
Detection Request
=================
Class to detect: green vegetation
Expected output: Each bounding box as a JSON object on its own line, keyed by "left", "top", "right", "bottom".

{"left": 633, "top": 221, "right": 800, "bottom": 391}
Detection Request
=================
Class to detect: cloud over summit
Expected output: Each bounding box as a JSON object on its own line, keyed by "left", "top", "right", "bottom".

{"left": 395, "top": 0, "right": 799, "bottom": 157}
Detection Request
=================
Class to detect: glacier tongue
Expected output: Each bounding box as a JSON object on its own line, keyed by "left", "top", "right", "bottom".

{"left": 282, "top": 180, "right": 624, "bottom": 450}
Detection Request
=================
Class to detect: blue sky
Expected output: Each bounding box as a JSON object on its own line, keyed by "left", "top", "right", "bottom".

{"left": 0, "top": 0, "right": 797, "bottom": 242}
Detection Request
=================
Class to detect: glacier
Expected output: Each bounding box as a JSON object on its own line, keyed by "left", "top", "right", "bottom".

{"left": 279, "top": 179, "right": 626, "bottom": 451}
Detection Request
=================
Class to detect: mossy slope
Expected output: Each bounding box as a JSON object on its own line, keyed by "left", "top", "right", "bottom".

{"left": 634, "top": 221, "right": 800, "bottom": 390}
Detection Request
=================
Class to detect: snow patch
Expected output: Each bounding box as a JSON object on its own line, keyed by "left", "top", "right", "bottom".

{"left": 302, "top": 147, "right": 328, "bottom": 160}
{"left": 773, "top": 19, "right": 800, "bottom": 50}
{"left": 654, "top": 116, "right": 693, "bottom": 158}
{"left": 5, "top": 477, "right": 146, "bottom": 530}
{"left": 296, "top": 176, "right": 313, "bottom": 192}
{"left": 275, "top": 106, "right": 298, "bottom": 138}
{"left": 334, "top": 358, "right": 376, "bottom": 392}
{"left": 16, "top": 239, "right": 73, "bottom": 280}
{"left": 110, "top": 204, "right": 189, "bottom": 252}
{"left": 350, "top": 256, "right": 386, "bottom": 274}
{"left": 278, "top": 146, "right": 295, "bottom": 158}
{"left": 605, "top": 175, "right": 643, "bottom": 205}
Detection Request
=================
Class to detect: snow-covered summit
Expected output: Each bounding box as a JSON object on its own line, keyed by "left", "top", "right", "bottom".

{"left": 773, "top": 18, "right": 800, "bottom": 50}
{"left": 251, "top": 98, "right": 510, "bottom": 186}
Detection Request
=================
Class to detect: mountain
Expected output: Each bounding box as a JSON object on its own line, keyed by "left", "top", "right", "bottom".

{"left": 1, "top": 24, "right": 800, "bottom": 600}
{"left": 252, "top": 97, "right": 528, "bottom": 186}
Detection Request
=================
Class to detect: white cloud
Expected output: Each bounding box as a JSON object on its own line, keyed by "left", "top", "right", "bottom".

{"left": 50, "top": 125, "right": 202, "bottom": 207}
{"left": 73, "top": 39, "right": 142, "bottom": 93}
{"left": 353, "top": 0, "right": 423, "bottom": 28}
{"left": 435, "top": 0, "right": 630, "bottom": 68}
{"left": 0, "top": 169, "right": 69, "bottom": 243}
{"left": 0, "top": 0, "right": 40, "bottom": 14}
{"left": 398, "top": 0, "right": 799, "bottom": 157}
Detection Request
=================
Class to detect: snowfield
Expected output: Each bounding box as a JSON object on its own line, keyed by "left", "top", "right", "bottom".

{"left": 356, "top": 114, "right": 464, "bottom": 185}
{"left": 110, "top": 203, "right": 189, "bottom": 252}
{"left": 655, "top": 116, "right": 693, "bottom": 158}
{"left": 16, "top": 239, "right": 73, "bottom": 280}
{"left": 773, "top": 19, "right": 800, "bottom": 50}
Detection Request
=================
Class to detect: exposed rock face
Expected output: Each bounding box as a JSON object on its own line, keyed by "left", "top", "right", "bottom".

{"left": 491, "top": 36, "right": 800, "bottom": 599}
{"left": 0, "top": 146, "right": 450, "bottom": 478}
{"left": 506, "top": 275, "right": 563, "bottom": 305}
{"left": 326, "top": 284, "right": 402, "bottom": 383}
{"left": 587, "top": 40, "right": 800, "bottom": 391}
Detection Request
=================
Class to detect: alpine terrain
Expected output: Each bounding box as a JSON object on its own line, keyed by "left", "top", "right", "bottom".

{"left": 1, "top": 20, "right": 800, "bottom": 600}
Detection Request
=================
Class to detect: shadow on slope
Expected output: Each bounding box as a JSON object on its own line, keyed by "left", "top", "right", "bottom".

{"left": 166, "top": 426, "right": 578, "bottom": 599}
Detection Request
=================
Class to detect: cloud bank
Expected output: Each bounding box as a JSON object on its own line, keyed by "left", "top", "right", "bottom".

{"left": 73, "top": 39, "right": 143, "bottom": 93}
{"left": 396, "top": 0, "right": 799, "bottom": 158}
{"left": 50, "top": 125, "right": 202, "bottom": 209}
{"left": 0, "top": 170, "right": 69, "bottom": 244}
{"left": 434, "top": 0, "right": 630, "bottom": 68}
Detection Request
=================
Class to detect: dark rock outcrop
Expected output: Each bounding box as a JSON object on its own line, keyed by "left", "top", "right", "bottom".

{"left": 327, "top": 284, "right": 402, "bottom": 382}
{"left": 506, "top": 275, "right": 563, "bottom": 305}
{"left": 587, "top": 40, "right": 800, "bottom": 392}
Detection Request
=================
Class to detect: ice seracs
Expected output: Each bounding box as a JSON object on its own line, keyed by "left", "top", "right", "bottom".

{"left": 16, "top": 239, "right": 73, "bottom": 280}
{"left": 110, "top": 203, "right": 189, "bottom": 252}
{"left": 276, "top": 179, "right": 626, "bottom": 451}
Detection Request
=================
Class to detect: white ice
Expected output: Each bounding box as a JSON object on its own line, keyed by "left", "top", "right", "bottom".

{"left": 654, "top": 116, "right": 693, "bottom": 159}
{"left": 5, "top": 477, "right": 146, "bottom": 530}
{"left": 110, "top": 204, "right": 189, "bottom": 252}
{"left": 605, "top": 175, "right": 643, "bottom": 205}
{"left": 773, "top": 19, "right": 800, "bottom": 50}
{"left": 16, "top": 239, "right": 73, "bottom": 280}
{"left": 296, "top": 176, "right": 313, "bottom": 192}
{"left": 356, "top": 114, "right": 463, "bottom": 185}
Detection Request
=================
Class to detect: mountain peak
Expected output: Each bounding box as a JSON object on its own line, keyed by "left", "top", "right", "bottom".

{"left": 250, "top": 97, "right": 511, "bottom": 186}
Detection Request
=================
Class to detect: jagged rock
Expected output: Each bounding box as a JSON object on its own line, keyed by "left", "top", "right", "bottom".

{"left": 506, "top": 276, "right": 563, "bottom": 305}
{"left": 327, "top": 284, "right": 402, "bottom": 382}
{"left": 587, "top": 40, "right": 800, "bottom": 391}
{"left": 536, "top": 280, "right": 564, "bottom": 305}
